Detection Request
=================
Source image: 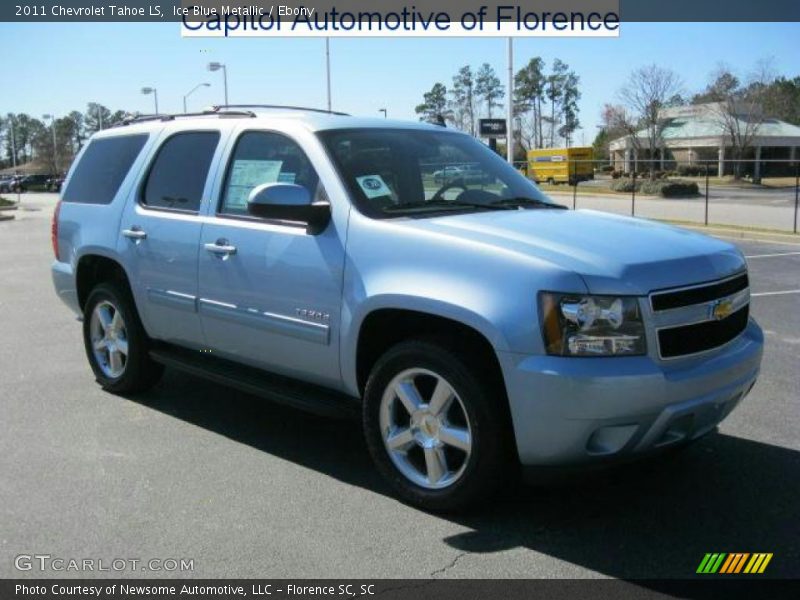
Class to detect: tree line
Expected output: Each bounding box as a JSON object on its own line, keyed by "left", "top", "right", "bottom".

{"left": 0, "top": 104, "right": 129, "bottom": 173}
{"left": 414, "top": 58, "right": 581, "bottom": 152}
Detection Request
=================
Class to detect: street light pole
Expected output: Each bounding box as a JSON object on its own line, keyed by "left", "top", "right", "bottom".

{"left": 183, "top": 82, "right": 211, "bottom": 113}
{"left": 506, "top": 37, "right": 514, "bottom": 165}
{"left": 325, "top": 38, "right": 332, "bottom": 112}
{"left": 10, "top": 117, "right": 17, "bottom": 169}
{"left": 42, "top": 113, "right": 58, "bottom": 173}
{"left": 141, "top": 87, "right": 159, "bottom": 114}
{"left": 379, "top": 109, "right": 387, "bottom": 118}
{"left": 207, "top": 62, "right": 229, "bottom": 106}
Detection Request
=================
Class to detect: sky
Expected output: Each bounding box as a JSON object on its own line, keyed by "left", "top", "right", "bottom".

{"left": 2, "top": 22, "right": 799, "bottom": 142}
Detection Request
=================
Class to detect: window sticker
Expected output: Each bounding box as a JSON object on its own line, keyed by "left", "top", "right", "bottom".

{"left": 226, "top": 159, "right": 283, "bottom": 209}
{"left": 356, "top": 174, "right": 392, "bottom": 199}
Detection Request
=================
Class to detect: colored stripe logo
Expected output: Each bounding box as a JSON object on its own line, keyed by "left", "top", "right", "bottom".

{"left": 697, "top": 553, "right": 773, "bottom": 574}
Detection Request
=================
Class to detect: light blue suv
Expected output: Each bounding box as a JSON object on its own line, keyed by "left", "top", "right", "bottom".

{"left": 51, "top": 106, "right": 763, "bottom": 511}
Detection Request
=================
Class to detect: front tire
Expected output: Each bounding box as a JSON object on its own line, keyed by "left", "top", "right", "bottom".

{"left": 82, "top": 282, "right": 163, "bottom": 394}
{"left": 363, "top": 340, "right": 512, "bottom": 512}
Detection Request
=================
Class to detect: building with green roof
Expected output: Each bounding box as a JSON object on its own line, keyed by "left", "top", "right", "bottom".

{"left": 609, "top": 103, "right": 800, "bottom": 179}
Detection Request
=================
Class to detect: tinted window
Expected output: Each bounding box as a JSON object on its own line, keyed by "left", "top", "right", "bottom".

{"left": 319, "top": 128, "right": 554, "bottom": 219}
{"left": 143, "top": 132, "right": 220, "bottom": 212}
{"left": 220, "top": 131, "right": 320, "bottom": 216}
{"left": 62, "top": 134, "right": 148, "bottom": 204}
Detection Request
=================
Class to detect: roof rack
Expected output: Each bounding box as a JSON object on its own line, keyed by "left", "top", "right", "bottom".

{"left": 118, "top": 109, "right": 256, "bottom": 126}
{"left": 211, "top": 104, "right": 350, "bottom": 116}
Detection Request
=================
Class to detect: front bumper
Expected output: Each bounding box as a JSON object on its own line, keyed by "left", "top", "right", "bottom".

{"left": 499, "top": 319, "right": 763, "bottom": 466}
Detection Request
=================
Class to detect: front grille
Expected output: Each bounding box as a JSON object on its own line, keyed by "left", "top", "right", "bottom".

{"left": 658, "top": 305, "right": 749, "bottom": 358}
{"left": 651, "top": 273, "right": 749, "bottom": 312}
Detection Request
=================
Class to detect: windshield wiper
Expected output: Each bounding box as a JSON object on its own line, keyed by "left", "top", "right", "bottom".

{"left": 384, "top": 199, "right": 512, "bottom": 213}
{"left": 490, "top": 197, "right": 568, "bottom": 210}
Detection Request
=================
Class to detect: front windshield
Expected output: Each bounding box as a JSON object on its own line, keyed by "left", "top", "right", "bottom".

{"left": 318, "top": 128, "right": 558, "bottom": 218}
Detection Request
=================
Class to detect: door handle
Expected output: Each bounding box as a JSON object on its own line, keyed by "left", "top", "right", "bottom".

{"left": 122, "top": 227, "right": 147, "bottom": 241}
{"left": 204, "top": 240, "right": 237, "bottom": 256}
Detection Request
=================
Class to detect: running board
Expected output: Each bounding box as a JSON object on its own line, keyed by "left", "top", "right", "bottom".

{"left": 149, "top": 345, "right": 360, "bottom": 419}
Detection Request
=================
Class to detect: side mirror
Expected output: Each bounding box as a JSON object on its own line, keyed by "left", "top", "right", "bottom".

{"left": 247, "top": 183, "right": 331, "bottom": 235}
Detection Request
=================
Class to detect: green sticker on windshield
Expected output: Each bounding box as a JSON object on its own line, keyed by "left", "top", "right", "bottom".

{"left": 356, "top": 175, "right": 392, "bottom": 199}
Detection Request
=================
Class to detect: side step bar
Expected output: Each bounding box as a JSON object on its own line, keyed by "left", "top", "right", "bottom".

{"left": 149, "top": 345, "right": 360, "bottom": 420}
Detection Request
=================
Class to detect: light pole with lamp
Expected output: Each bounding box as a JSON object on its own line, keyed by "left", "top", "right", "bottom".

{"left": 141, "top": 87, "right": 159, "bottom": 114}
{"left": 378, "top": 108, "right": 387, "bottom": 118}
{"left": 325, "top": 38, "right": 332, "bottom": 112}
{"left": 207, "top": 62, "right": 228, "bottom": 106}
{"left": 42, "top": 113, "right": 58, "bottom": 174}
{"left": 183, "top": 83, "right": 210, "bottom": 113}
{"left": 9, "top": 117, "right": 17, "bottom": 169}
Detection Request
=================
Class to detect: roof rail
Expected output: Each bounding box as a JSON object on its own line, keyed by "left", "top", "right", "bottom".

{"left": 117, "top": 109, "right": 256, "bottom": 127}
{"left": 211, "top": 104, "right": 350, "bottom": 116}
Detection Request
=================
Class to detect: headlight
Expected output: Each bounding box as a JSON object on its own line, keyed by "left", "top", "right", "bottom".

{"left": 539, "top": 292, "right": 646, "bottom": 356}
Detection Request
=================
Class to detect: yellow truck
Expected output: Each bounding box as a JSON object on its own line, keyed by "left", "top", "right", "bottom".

{"left": 526, "top": 146, "right": 594, "bottom": 185}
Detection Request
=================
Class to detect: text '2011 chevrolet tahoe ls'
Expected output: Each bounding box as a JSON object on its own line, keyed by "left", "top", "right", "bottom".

{"left": 51, "top": 106, "right": 763, "bottom": 511}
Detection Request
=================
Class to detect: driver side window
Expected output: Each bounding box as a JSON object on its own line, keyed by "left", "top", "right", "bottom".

{"left": 219, "top": 131, "right": 321, "bottom": 216}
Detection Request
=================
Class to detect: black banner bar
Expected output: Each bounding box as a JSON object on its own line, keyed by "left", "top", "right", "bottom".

{"left": 3, "top": 579, "right": 800, "bottom": 600}
{"left": 2, "top": 1, "right": 800, "bottom": 23}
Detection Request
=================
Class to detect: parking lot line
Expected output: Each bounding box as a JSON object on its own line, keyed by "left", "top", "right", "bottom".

{"left": 751, "top": 289, "right": 800, "bottom": 297}
{"left": 745, "top": 252, "right": 800, "bottom": 259}
{"left": 717, "top": 236, "right": 800, "bottom": 247}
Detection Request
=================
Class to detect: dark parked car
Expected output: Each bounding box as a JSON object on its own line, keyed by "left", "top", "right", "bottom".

{"left": 0, "top": 176, "right": 23, "bottom": 193}
{"left": 47, "top": 176, "right": 66, "bottom": 193}
{"left": 16, "top": 174, "right": 52, "bottom": 192}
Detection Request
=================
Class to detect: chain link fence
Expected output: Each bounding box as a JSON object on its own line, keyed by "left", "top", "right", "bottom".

{"left": 513, "top": 158, "right": 800, "bottom": 234}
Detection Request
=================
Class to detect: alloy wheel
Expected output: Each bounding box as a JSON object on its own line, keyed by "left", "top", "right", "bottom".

{"left": 379, "top": 368, "right": 472, "bottom": 489}
{"left": 89, "top": 300, "right": 129, "bottom": 378}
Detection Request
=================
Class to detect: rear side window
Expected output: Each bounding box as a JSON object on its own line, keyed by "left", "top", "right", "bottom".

{"left": 61, "top": 134, "right": 148, "bottom": 204}
{"left": 142, "top": 132, "right": 220, "bottom": 213}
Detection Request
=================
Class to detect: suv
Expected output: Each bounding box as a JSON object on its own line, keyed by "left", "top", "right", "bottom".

{"left": 51, "top": 106, "right": 763, "bottom": 511}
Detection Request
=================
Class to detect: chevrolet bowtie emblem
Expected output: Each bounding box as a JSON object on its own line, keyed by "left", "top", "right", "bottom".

{"left": 711, "top": 299, "right": 734, "bottom": 321}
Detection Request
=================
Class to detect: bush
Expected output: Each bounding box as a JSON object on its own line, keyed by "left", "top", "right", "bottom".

{"left": 639, "top": 179, "right": 700, "bottom": 197}
{"left": 610, "top": 170, "right": 623, "bottom": 179}
{"left": 610, "top": 178, "right": 700, "bottom": 197}
{"left": 600, "top": 165, "right": 615, "bottom": 173}
{"left": 676, "top": 165, "right": 705, "bottom": 177}
{"left": 659, "top": 180, "right": 700, "bottom": 197}
{"left": 610, "top": 178, "right": 639, "bottom": 193}
{"left": 638, "top": 180, "right": 664, "bottom": 195}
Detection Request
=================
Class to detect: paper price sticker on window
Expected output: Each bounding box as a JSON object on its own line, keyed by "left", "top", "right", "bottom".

{"left": 225, "top": 159, "right": 284, "bottom": 209}
{"left": 356, "top": 175, "right": 392, "bottom": 199}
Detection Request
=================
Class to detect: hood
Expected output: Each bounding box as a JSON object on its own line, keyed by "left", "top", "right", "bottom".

{"left": 404, "top": 209, "right": 745, "bottom": 295}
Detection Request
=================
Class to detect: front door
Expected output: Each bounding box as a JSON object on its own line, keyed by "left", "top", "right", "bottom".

{"left": 197, "top": 130, "right": 346, "bottom": 388}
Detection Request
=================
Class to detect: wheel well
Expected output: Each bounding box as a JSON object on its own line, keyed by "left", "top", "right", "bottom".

{"left": 356, "top": 309, "right": 506, "bottom": 397}
{"left": 76, "top": 255, "right": 131, "bottom": 310}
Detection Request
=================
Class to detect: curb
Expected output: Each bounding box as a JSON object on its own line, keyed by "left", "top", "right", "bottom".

{"left": 0, "top": 213, "right": 15, "bottom": 222}
{"left": 665, "top": 223, "right": 800, "bottom": 245}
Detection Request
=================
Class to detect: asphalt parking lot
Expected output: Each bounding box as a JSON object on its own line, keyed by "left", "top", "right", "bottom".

{"left": 1, "top": 194, "right": 798, "bottom": 581}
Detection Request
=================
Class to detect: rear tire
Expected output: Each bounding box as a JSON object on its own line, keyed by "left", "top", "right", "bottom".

{"left": 363, "top": 340, "right": 512, "bottom": 512}
{"left": 82, "top": 282, "right": 163, "bottom": 394}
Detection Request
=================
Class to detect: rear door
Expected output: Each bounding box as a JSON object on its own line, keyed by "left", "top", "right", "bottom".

{"left": 118, "top": 129, "right": 225, "bottom": 348}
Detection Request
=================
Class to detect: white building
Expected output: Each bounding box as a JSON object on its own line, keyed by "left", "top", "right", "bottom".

{"left": 609, "top": 103, "right": 800, "bottom": 179}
